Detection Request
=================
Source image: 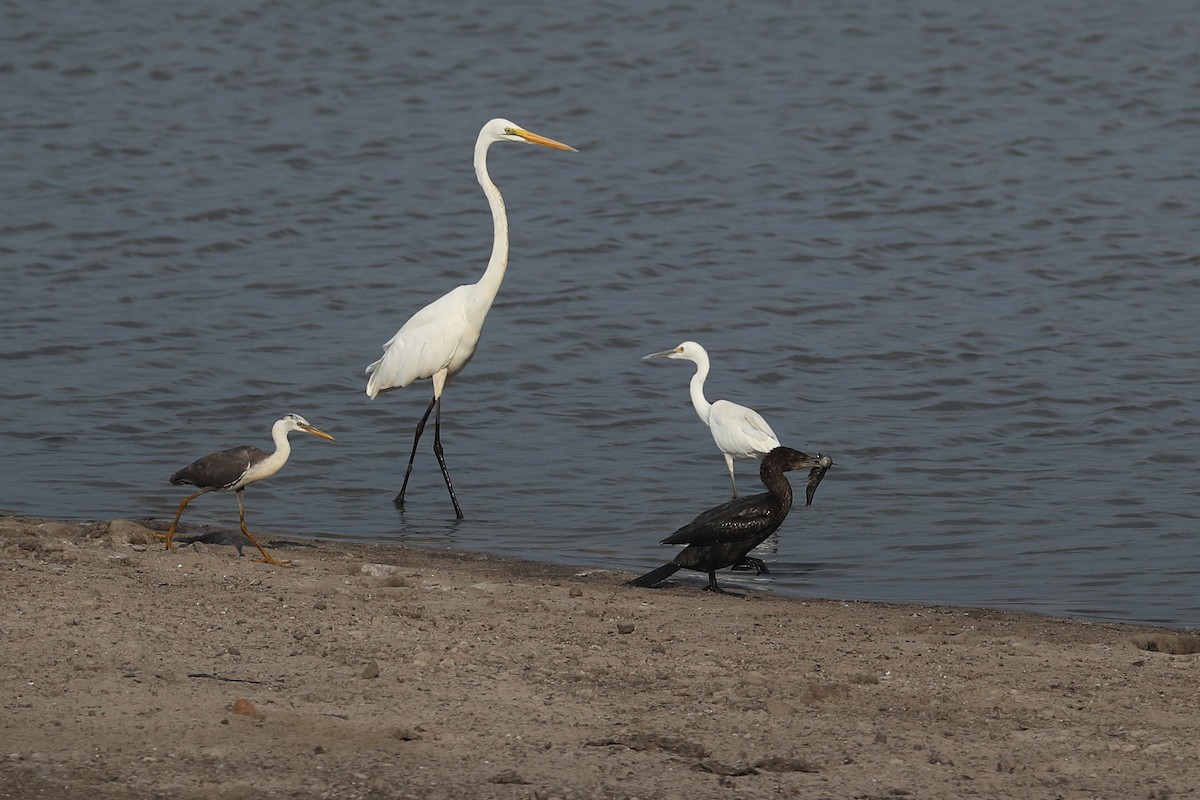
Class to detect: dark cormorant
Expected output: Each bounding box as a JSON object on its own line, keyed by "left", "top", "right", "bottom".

{"left": 156, "top": 414, "right": 336, "bottom": 566}
{"left": 627, "top": 446, "right": 833, "bottom": 594}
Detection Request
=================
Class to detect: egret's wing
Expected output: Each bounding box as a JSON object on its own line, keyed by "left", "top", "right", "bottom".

{"left": 708, "top": 400, "right": 781, "bottom": 458}
{"left": 365, "top": 287, "right": 471, "bottom": 396}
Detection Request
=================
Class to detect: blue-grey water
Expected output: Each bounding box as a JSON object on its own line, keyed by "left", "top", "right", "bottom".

{"left": 2, "top": 1, "right": 1197, "bottom": 628}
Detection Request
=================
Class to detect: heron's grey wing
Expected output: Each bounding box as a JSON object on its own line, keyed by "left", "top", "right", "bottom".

{"left": 171, "top": 446, "right": 262, "bottom": 489}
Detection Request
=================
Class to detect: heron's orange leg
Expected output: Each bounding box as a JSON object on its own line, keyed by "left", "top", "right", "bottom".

{"left": 237, "top": 489, "right": 291, "bottom": 568}
{"left": 155, "top": 490, "right": 209, "bottom": 550}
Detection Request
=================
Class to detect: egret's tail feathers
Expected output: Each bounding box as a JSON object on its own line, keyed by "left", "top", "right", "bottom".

{"left": 364, "top": 353, "right": 400, "bottom": 399}
{"left": 626, "top": 563, "right": 681, "bottom": 588}
{"left": 364, "top": 359, "right": 383, "bottom": 398}
{"left": 365, "top": 342, "right": 420, "bottom": 399}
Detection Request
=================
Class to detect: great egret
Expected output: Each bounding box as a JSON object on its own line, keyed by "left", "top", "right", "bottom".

{"left": 643, "top": 340, "right": 781, "bottom": 498}
{"left": 365, "top": 118, "right": 576, "bottom": 518}
{"left": 157, "top": 414, "right": 336, "bottom": 567}
{"left": 627, "top": 447, "right": 833, "bottom": 594}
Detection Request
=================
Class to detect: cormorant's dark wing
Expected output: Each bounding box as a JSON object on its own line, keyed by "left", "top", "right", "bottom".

{"left": 660, "top": 492, "right": 776, "bottom": 547}
{"left": 170, "top": 445, "right": 264, "bottom": 490}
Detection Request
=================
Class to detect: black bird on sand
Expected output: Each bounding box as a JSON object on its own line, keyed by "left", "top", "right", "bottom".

{"left": 156, "top": 414, "right": 336, "bottom": 567}
{"left": 627, "top": 446, "right": 833, "bottom": 594}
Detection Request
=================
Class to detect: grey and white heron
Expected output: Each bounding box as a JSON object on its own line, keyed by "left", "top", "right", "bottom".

{"left": 627, "top": 447, "right": 833, "bottom": 594}
{"left": 643, "top": 340, "right": 782, "bottom": 498}
{"left": 157, "top": 414, "right": 336, "bottom": 566}
{"left": 365, "top": 118, "right": 576, "bottom": 518}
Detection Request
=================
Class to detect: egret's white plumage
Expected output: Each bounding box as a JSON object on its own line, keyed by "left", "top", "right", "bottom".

{"left": 158, "top": 414, "right": 336, "bottom": 566}
{"left": 643, "top": 341, "right": 782, "bottom": 498}
{"left": 365, "top": 118, "right": 575, "bottom": 517}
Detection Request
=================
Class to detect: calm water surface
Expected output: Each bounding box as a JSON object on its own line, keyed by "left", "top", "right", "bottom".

{"left": 2, "top": 1, "right": 1198, "bottom": 628}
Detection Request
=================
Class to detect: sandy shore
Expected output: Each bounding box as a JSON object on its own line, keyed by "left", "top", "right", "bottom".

{"left": 2, "top": 515, "right": 1198, "bottom": 800}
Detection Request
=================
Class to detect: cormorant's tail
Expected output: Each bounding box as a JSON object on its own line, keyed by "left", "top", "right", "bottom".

{"left": 626, "top": 563, "right": 681, "bottom": 588}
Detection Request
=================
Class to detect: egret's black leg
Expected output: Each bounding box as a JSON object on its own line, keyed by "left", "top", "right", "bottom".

{"left": 396, "top": 396, "right": 437, "bottom": 508}
{"left": 432, "top": 397, "right": 464, "bottom": 519}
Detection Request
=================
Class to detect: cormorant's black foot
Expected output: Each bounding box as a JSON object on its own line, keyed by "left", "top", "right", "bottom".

{"left": 702, "top": 583, "right": 744, "bottom": 597}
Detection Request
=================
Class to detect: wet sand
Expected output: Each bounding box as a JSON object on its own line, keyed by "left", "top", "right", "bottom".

{"left": 2, "top": 514, "right": 1198, "bottom": 799}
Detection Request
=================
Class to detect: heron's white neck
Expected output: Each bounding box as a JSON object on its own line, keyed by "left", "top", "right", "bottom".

{"left": 686, "top": 351, "right": 713, "bottom": 424}
{"left": 473, "top": 135, "right": 509, "bottom": 305}
{"left": 252, "top": 418, "right": 296, "bottom": 482}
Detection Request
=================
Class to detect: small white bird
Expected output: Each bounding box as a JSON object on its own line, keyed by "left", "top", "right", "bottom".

{"left": 158, "top": 414, "right": 337, "bottom": 567}
{"left": 365, "top": 118, "right": 576, "bottom": 518}
{"left": 643, "top": 341, "right": 781, "bottom": 498}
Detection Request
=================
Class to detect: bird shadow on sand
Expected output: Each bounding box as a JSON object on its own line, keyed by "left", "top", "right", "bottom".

{"left": 170, "top": 527, "right": 320, "bottom": 558}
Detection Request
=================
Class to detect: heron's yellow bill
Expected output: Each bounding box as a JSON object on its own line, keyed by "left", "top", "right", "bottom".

{"left": 302, "top": 425, "right": 337, "bottom": 442}
{"left": 513, "top": 128, "right": 577, "bottom": 152}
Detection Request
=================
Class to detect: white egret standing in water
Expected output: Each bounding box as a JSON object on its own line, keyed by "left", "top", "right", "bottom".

{"left": 365, "top": 118, "right": 576, "bottom": 518}
{"left": 643, "top": 340, "right": 782, "bottom": 498}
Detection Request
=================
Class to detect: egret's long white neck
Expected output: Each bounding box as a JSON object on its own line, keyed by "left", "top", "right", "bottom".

{"left": 252, "top": 418, "right": 295, "bottom": 482}
{"left": 687, "top": 351, "right": 713, "bottom": 424}
{"left": 473, "top": 134, "right": 509, "bottom": 304}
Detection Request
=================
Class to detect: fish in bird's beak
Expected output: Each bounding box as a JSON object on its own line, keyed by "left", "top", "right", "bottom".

{"left": 642, "top": 347, "right": 680, "bottom": 361}
{"left": 805, "top": 453, "right": 833, "bottom": 506}
{"left": 301, "top": 424, "right": 337, "bottom": 442}
{"left": 512, "top": 128, "right": 577, "bottom": 152}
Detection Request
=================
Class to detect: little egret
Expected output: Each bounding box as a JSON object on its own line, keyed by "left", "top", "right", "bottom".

{"left": 157, "top": 414, "right": 336, "bottom": 567}
{"left": 365, "top": 118, "right": 576, "bottom": 518}
{"left": 643, "top": 340, "right": 781, "bottom": 498}
{"left": 627, "top": 447, "right": 833, "bottom": 594}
